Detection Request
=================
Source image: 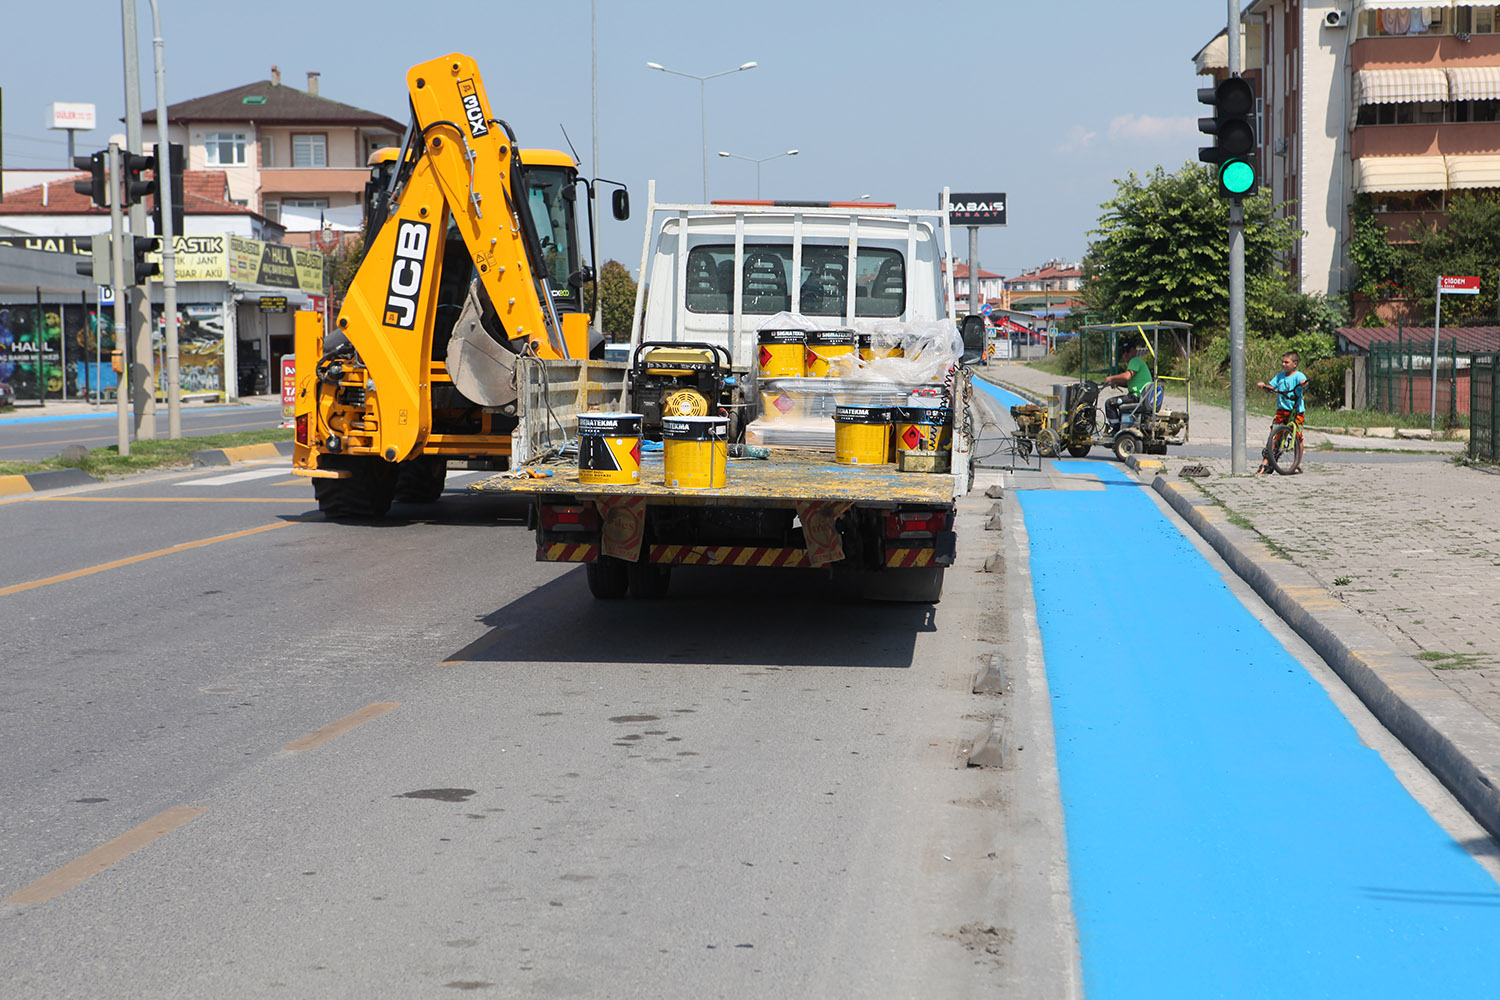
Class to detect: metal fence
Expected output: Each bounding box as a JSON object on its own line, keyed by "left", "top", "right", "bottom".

{"left": 1370, "top": 336, "right": 1461, "bottom": 423}
{"left": 1473, "top": 352, "right": 1499, "bottom": 462}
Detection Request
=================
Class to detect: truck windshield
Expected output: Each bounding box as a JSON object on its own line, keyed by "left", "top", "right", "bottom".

{"left": 683, "top": 244, "right": 905, "bottom": 318}
{"left": 522, "top": 164, "right": 579, "bottom": 310}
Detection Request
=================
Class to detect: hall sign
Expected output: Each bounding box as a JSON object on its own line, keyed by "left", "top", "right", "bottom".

{"left": 947, "top": 192, "right": 1007, "bottom": 226}
{"left": 1438, "top": 275, "right": 1480, "bottom": 294}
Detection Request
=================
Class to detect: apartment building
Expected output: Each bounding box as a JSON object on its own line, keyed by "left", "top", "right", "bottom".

{"left": 144, "top": 67, "right": 402, "bottom": 244}
{"left": 1197, "top": 2, "right": 1500, "bottom": 298}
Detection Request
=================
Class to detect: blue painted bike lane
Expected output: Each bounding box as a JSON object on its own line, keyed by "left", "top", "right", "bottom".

{"left": 1016, "top": 459, "right": 1500, "bottom": 998}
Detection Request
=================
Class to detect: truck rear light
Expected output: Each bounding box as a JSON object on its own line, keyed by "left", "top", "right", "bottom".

{"left": 295, "top": 413, "right": 309, "bottom": 445}
{"left": 539, "top": 503, "right": 600, "bottom": 533}
{"left": 885, "top": 510, "right": 946, "bottom": 538}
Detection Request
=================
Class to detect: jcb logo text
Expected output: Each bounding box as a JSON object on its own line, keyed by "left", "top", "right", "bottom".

{"left": 383, "top": 221, "right": 430, "bottom": 329}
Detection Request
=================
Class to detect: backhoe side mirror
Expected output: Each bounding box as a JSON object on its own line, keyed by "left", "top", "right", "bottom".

{"left": 612, "top": 189, "right": 630, "bottom": 221}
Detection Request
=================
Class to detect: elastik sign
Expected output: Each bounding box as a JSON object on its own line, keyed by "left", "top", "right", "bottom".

{"left": 1438, "top": 275, "right": 1480, "bottom": 294}
{"left": 947, "top": 192, "right": 1007, "bottom": 227}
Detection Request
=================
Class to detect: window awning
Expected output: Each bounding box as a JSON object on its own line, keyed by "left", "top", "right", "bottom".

{"left": 1446, "top": 154, "right": 1500, "bottom": 190}
{"left": 1356, "top": 0, "right": 1453, "bottom": 9}
{"left": 1353, "top": 68, "right": 1450, "bottom": 106}
{"left": 1353, "top": 156, "right": 1448, "bottom": 193}
{"left": 1447, "top": 65, "right": 1500, "bottom": 102}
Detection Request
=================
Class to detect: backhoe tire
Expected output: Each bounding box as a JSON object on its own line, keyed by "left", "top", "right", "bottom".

{"left": 627, "top": 561, "right": 672, "bottom": 599}
{"left": 1066, "top": 442, "right": 1092, "bottom": 458}
{"left": 313, "top": 455, "right": 399, "bottom": 519}
{"left": 394, "top": 456, "right": 447, "bottom": 504}
{"left": 586, "top": 557, "right": 630, "bottom": 599}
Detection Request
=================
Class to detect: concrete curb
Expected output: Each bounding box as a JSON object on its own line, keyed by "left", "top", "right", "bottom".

{"left": 1150, "top": 472, "right": 1500, "bottom": 842}
{"left": 191, "top": 440, "right": 295, "bottom": 467}
{"left": 0, "top": 468, "right": 101, "bottom": 496}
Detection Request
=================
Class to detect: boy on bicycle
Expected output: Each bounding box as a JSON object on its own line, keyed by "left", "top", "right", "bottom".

{"left": 1255, "top": 350, "right": 1307, "bottom": 474}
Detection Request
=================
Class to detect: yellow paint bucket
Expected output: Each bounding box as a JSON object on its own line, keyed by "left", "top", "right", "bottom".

{"left": 760, "top": 389, "right": 802, "bottom": 421}
{"left": 804, "top": 329, "right": 855, "bottom": 377}
{"left": 893, "top": 406, "right": 953, "bottom": 455}
{"left": 834, "top": 406, "right": 891, "bottom": 465}
{"left": 758, "top": 329, "right": 806, "bottom": 378}
{"left": 577, "top": 412, "right": 643, "bottom": 484}
{"left": 662, "top": 416, "right": 728, "bottom": 489}
{"left": 857, "top": 332, "right": 874, "bottom": 361}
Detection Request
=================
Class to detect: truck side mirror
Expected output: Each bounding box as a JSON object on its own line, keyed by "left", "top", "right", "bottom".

{"left": 612, "top": 189, "right": 630, "bottom": 221}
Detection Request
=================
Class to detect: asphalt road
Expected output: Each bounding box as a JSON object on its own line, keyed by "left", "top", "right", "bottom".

{"left": 0, "top": 460, "right": 1076, "bottom": 998}
{"left": 0, "top": 401, "right": 285, "bottom": 462}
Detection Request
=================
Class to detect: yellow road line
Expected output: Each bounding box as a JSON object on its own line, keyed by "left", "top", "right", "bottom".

{"left": 0, "top": 521, "right": 296, "bottom": 597}
{"left": 5, "top": 805, "right": 208, "bottom": 905}
{"left": 284, "top": 702, "right": 402, "bottom": 751}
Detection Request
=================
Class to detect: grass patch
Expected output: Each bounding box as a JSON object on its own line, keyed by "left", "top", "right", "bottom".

{"left": 1416, "top": 651, "right": 1490, "bottom": 670}
{"left": 0, "top": 427, "right": 291, "bottom": 478}
{"left": 1333, "top": 575, "right": 1351, "bottom": 586}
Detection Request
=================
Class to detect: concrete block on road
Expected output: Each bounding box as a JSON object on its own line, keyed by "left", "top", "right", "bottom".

{"left": 0, "top": 468, "right": 99, "bottom": 496}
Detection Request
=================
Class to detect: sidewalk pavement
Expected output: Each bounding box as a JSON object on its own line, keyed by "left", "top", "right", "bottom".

{"left": 979, "top": 360, "right": 1500, "bottom": 841}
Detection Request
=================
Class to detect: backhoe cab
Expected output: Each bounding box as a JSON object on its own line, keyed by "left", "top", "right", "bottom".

{"left": 292, "top": 53, "right": 627, "bottom": 518}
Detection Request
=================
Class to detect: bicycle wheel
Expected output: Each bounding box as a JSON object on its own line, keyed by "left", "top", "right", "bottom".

{"left": 1266, "top": 424, "right": 1302, "bottom": 475}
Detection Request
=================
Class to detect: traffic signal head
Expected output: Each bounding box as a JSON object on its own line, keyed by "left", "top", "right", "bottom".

{"left": 123, "top": 151, "right": 156, "bottom": 206}
{"left": 131, "top": 235, "right": 161, "bottom": 281}
{"left": 75, "top": 236, "right": 112, "bottom": 280}
{"left": 151, "top": 143, "right": 186, "bottom": 237}
{"left": 1198, "top": 76, "right": 1259, "bottom": 199}
{"left": 73, "top": 151, "right": 110, "bottom": 208}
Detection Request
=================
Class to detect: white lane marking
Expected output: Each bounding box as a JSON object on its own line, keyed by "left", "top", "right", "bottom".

{"left": 183, "top": 466, "right": 293, "bottom": 486}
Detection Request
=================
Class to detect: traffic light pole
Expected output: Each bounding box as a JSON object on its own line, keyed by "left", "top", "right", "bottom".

{"left": 1229, "top": 199, "right": 1247, "bottom": 474}
{"left": 109, "top": 143, "right": 131, "bottom": 457}
{"left": 1226, "top": 0, "right": 1247, "bottom": 474}
{"left": 122, "top": 0, "right": 156, "bottom": 441}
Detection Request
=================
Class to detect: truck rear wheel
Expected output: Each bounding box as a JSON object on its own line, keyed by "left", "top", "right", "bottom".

{"left": 861, "top": 567, "right": 945, "bottom": 603}
{"left": 313, "top": 455, "right": 399, "bottom": 519}
{"left": 394, "top": 456, "right": 447, "bottom": 503}
{"left": 586, "top": 557, "right": 630, "bottom": 599}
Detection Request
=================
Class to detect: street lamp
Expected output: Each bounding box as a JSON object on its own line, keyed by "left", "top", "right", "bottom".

{"left": 717, "top": 149, "right": 798, "bottom": 199}
{"left": 647, "top": 59, "right": 757, "bottom": 201}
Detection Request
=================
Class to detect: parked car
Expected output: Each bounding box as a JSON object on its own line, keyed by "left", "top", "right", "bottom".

{"left": 0, "top": 381, "right": 14, "bottom": 407}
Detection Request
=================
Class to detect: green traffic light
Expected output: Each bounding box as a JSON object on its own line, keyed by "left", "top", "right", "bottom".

{"left": 1220, "top": 159, "right": 1256, "bottom": 195}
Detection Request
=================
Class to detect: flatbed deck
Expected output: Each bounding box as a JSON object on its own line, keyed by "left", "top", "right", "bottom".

{"left": 468, "top": 449, "right": 960, "bottom": 506}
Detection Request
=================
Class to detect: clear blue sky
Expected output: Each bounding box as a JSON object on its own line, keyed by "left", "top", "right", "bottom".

{"left": 1, "top": 0, "right": 1229, "bottom": 279}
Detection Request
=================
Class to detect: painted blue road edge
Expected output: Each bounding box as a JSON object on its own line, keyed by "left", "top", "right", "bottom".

{"left": 1019, "top": 460, "right": 1500, "bottom": 999}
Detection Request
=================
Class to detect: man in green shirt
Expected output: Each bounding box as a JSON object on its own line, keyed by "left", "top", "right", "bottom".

{"left": 1102, "top": 342, "right": 1154, "bottom": 428}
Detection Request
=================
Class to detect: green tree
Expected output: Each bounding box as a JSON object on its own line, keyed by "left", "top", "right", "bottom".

{"left": 1348, "top": 195, "right": 1400, "bottom": 299}
{"left": 583, "top": 259, "right": 638, "bottom": 340}
{"left": 1398, "top": 191, "right": 1500, "bottom": 324}
{"left": 1082, "top": 162, "right": 1303, "bottom": 340}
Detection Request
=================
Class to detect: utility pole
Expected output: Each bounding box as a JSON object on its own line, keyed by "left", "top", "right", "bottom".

{"left": 148, "top": 0, "right": 180, "bottom": 437}
{"left": 122, "top": 0, "right": 155, "bottom": 439}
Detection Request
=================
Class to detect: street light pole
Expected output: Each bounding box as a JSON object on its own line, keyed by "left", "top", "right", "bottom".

{"left": 717, "top": 149, "right": 798, "bottom": 199}
{"left": 646, "top": 60, "right": 757, "bottom": 201}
